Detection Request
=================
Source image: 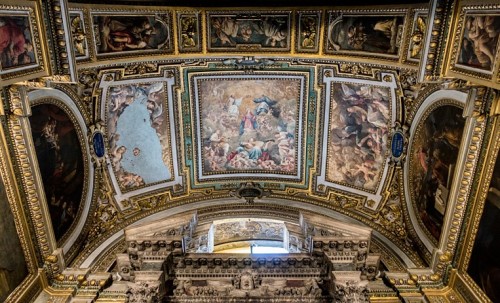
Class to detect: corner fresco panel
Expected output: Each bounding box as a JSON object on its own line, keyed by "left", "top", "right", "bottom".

{"left": 92, "top": 13, "right": 171, "bottom": 56}
{"left": 208, "top": 12, "right": 291, "bottom": 51}
{"left": 457, "top": 14, "right": 500, "bottom": 72}
{"left": 467, "top": 153, "right": 500, "bottom": 302}
{"left": 409, "top": 105, "right": 465, "bottom": 242}
{"left": 197, "top": 77, "right": 301, "bottom": 176}
{"left": 0, "top": 14, "right": 37, "bottom": 71}
{"left": 107, "top": 82, "right": 172, "bottom": 191}
{"left": 326, "top": 13, "right": 405, "bottom": 57}
{"left": 0, "top": 177, "right": 28, "bottom": 302}
{"left": 326, "top": 82, "right": 391, "bottom": 192}
{"left": 29, "top": 104, "right": 84, "bottom": 241}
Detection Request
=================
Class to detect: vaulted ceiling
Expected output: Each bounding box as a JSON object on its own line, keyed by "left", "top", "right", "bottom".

{"left": 2, "top": 1, "right": 500, "bottom": 301}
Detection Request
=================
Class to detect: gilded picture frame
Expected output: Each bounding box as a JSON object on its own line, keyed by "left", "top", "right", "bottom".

{"left": 0, "top": 1, "right": 49, "bottom": 87}
{"left": 90, "top": 7, "right": 173, "bottom": 60}
{"left": 0, "top": 98, "right": 41, "bottom": 302}
{"left": 296, "top": 11, "right": 321, "bottom": 53}
{"left": 446, "top": 1, "right": 500, "bottom": 89}
{"left": 451, "top": 113, "right": 500, "bottom": 303}
{"left": 177, "top": 11, "right": 202, "bottom": 53}
{"left": 324, "top": 9, "right": 408, "bottom": 60}
{"left": 206, "top": 11, "right": 292, "bottom": 52}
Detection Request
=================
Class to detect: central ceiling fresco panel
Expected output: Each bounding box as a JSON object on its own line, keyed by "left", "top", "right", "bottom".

{"left": 191, "top": 72, "right": 307, "bottom": 183}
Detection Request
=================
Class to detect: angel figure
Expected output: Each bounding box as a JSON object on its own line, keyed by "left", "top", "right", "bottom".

{"left": 410, "top": 16, "right": 426, "bottom": 58}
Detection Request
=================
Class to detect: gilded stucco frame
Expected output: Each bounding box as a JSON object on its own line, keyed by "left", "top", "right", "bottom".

{"left": 0, "top": 0, "right": 50, "bottom": 87}
{"left": 449, "top": 100, "right": 500, "bottom": 303}
{"left": 0, "top": 94, "right": 42, "bottom": 303}
{"left": 445, "top": 1, "right": 500, "bottom": 90}
{"left": 27, "top": 89, "right": 94, "bottom": 256}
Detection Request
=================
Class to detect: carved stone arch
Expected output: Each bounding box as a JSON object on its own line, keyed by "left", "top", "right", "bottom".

{"left": 77, "top": 198, "right": 415, "bottom": 271}
{"left": 27, "top": 88, "right": 95, "bottom": 256}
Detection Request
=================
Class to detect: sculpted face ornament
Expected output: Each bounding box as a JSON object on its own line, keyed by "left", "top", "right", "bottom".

{"left": 241, "top": 273, "right": 254, "bottom": 290}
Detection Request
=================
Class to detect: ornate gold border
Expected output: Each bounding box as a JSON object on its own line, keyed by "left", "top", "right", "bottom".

{"left": 29, "top": 97, "right": 91, "bottom": 246}
{"left": 0, "top": 94, "right": 43, "bottom": 303}
{"left": 445, "top": 1, "right": 500, "bottom": 89}
{"left": 451, "top": 105, "right": 500, "bottom": 302}
{"left": 0, "top": 0, "right": 50, "bottom": 87}
{"left": 407, "top": 99, "right": 464, "bottom": 247}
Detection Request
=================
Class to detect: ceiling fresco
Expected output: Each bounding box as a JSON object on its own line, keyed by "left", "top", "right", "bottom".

{"left": 1, "top": 1, "right": 500, "bottom": 302}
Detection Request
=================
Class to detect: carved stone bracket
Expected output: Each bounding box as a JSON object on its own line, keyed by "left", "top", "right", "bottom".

{"left": 229, "top": 182, "right": 271, "bottom": 204}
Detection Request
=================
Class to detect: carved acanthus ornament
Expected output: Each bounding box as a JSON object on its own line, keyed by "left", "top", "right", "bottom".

{"left": 331, "top": 272, "right": 369, "bottom": 303}
{"left": 127, "top": 280, "right": 162, "bottom": 303}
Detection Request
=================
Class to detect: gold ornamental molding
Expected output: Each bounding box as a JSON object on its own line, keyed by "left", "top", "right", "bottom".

{"left": 4, "top": 86, "right": 58, "bottom": 263}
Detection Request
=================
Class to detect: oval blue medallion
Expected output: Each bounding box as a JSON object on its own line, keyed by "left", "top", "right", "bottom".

{"left": 92, "top": 132, "right": 105, "bottom": 158}
{"left": 391, "top": 131, "right": 404, "bottom": 158}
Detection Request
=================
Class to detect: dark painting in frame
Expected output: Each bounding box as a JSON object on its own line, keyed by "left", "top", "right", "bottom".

{"left": 326, "top": 12, "right": 405, "bottom": 58}
{"left": 177, "top": 12, "right": 201, "bottom": 53}
{"left": 207, "top": 11, "right": 291, "bottom": 52}
{"left": 92, "top": 11, "right": 172, "bottom": 57}
{"left": 467, "top": 151, "right": 500, "bottom": 302}
{"left": 409, "top": 104, "right": 465, "bottom": 243}
{"left": 0, "top": 176, "right": 28, "bottom": 302}
{"left": 296, "top": 11, "right": 321, "bottom": 53}
{"left": 29, "top": 103, "right": 85, "bottom": 241}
